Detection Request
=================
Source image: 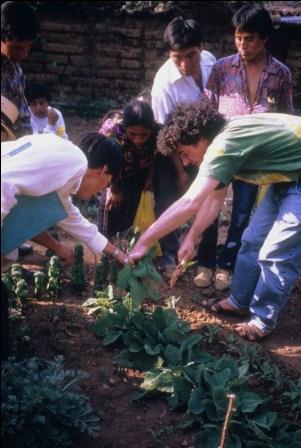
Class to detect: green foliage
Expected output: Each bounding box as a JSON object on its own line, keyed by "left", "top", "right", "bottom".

{"left": 1, "top": 356, "right": 100, "bottom": 448}
{"left": 117, "top": 246, "right": 161, "bottom": 308}
{"left": 135, "top": 355, "right": 300, "bottom": 447}
{"left": 70, "top": 244, "right": 85, "bottom": 294}
{"left": 34, "top": 271, "right": 47, "bottom": 298}
{"left": 2, "top": 268, "right": 28, "bottom": 308}
{"left": 15, "top": 279, "right": 28, "bottom": 302}
{"left": 83, "top": 285, "right": 116, "bottom": 315}
{"left": 10, "top": 263, "right": 23, "bottom": 285}
{"left": 46, "top": 256, "right": 62, "bottom": 297}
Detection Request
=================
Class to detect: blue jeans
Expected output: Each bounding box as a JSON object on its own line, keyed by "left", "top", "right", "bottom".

{"left": 229, "top": 180, "right": 301, "bottom": 332}
{"left": 198, "top": 180, "right": 258, "bottom": 271}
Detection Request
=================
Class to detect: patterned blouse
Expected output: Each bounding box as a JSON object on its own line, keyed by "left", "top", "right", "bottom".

{"left": 98, "top": 111, "right": 158, "bottom": 180}
{"left": 205, "top": 52, "right": 293, "bottom": 118}
{"left": 1, "top": 54, "right": 32, "bottom": 137}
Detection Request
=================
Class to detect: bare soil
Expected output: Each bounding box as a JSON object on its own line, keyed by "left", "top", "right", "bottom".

{"left": 3, "top": 115, "right": 300, "bottom": 448}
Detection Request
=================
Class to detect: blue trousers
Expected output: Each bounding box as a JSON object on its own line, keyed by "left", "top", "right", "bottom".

{"left": 229, "top": 180, "right": 301, "bottom": 332}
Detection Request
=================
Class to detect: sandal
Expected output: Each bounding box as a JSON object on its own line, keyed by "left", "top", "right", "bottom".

{"left": 234, "top": 322, "right": 272, "bottom": 341}
{"left": 207, "top": 298, "right": 249, "bottom": 318}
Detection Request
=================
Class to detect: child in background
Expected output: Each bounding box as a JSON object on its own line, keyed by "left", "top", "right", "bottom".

{"left": 25, "top": 81, "right": 68, "bottom": 139}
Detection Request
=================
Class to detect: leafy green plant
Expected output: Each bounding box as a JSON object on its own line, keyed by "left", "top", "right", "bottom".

{"left": 1, "top": 356, "right": 100, "bottom": 448}
{"left": 134, "top": 355, "right": 300, "bottom": 448}
{"left": 34, "top": 271, "right": 47, "bottom": 298}
{"left": 70, "top": 244, "right": 85, "bottom": 294}
{"left": 46, "top": 256, "right": 62, "bottom": 297}
{"left": 117, "top": 246, "right": 161, "bottom": 308}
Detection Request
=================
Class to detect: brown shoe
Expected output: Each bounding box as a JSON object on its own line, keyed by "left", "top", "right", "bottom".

{"left": 214, "top": 269, "right": 232, "bottom": 291}
{"left": 193, "top": 267, "right": 214, "bottom": 288}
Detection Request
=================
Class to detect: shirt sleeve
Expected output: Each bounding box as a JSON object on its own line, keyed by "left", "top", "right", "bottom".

{"left": 151, "top": 85, "right": 174, "bottom": 125}
{"left": 57, "top": 195, "right": 108, "bottom": 255}
{"left": 277, "top": 67, "right": 293, "bottom": 113}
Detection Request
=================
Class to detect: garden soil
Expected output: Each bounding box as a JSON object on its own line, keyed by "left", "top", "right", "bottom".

{"left": 2, "top": 115, "right": 300, "bottom": 448}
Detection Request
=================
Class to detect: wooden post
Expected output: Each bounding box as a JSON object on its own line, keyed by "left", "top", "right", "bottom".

{"left": 218, "top": 393, "right": 236, "bottom": 448}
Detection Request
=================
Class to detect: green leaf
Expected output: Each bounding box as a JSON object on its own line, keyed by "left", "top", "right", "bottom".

{"left": 144, "top": 284, "right": 159, "bottom": 300}
{"left": 117, "top": 264, "right": 132, "bottom": 289}
{"left": 102, "top": 331, "right": 123, "bottom": 345}
{"left": 212, "top": 386, "right": 228, "bottom": 411}
{"left": 140, "top": 368, "right": 174, "bottom": 393}
{"left": 132, "top": 350, "right": 161, "bottom": 371}
{"left": 164, "top": 344, "right": 181, "bottom": 365}
{"left": 240, "top": 391, "right": 265, "bottom": 413}
{"left": 252, "top": 411, "right": 278, "bottom": 429}
{"left": 172, "top": 377, "right": 192, "bottom": 408}
{"left": 152, "top": 307, "right": 168, "bottom": 331}
{"left": 188, "top": 387, "right": 206, "bottom": 415}
{"left": 132, "top": 261, "right": 148, "bottom": 278}
{"left": 146, "top": 265, "right": 161, "bottom": 282}
{"left": 144, "top": 344, "right": 162, "bottom": 355}
{"left": 131, "top": 311, "right": 145, "bottom": 330}
{"left": 128, "top": 277, "right": 146, "bottom": 308}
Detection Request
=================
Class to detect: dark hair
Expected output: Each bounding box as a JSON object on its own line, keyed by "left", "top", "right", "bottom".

{"left": 78, "top": 133, "right": 123, "bottom": 177}
{"left": 1, "top": 1, "right": 38, "bottom": 42}
{"left": 232, "top": 4, "right": 273, "bottom": 38}
{"left": 157, "top": 100, "right": 226, "bottom": 155}
{"left": 123, "top": 100, "right": 155, "bottom": 129}
{"left": 25, "top": 82, "right": 52, "bottom": 104}
{"left": 163, "top": 16, "right": 203, "bottom": 51}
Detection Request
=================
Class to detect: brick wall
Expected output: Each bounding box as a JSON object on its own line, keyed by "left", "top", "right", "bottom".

{"left": 23, "top": 6, "right": 301, "bottom": 111}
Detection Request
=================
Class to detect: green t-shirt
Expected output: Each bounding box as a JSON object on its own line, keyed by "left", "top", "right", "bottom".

{"left": 198, "top": 113, "right": 301, "bottom": 186}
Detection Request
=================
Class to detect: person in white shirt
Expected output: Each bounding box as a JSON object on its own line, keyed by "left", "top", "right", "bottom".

{"left": 25, "top": 81, "right": 68, "bottom": 139}
{"left": 1, "top": 129, "right": 129, "bottom": 265}
{"left": 150, "top": 16, "right": 216, "bottom": 271}
{"left": 151, "top": 16, "right": 216, "bottom": 125}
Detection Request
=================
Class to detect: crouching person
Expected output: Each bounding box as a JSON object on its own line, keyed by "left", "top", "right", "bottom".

{"left": 129, "top": 101, "right": 301, "bottom": 341}
{"left": 1, "top": 129, "right": 129, "bottom": 265}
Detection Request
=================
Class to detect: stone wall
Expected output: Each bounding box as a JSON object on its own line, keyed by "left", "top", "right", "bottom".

{"left": 23, "top": 5, "right": 301, "bottom": 112}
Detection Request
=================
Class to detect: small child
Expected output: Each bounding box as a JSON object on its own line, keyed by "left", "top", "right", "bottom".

{"left": 25, "top": 81, "right": 68, "bottom": 139}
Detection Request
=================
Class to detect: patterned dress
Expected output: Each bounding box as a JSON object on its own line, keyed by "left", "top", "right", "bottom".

{"left": 98, "top": 112, "right": 159, "bottom": 236}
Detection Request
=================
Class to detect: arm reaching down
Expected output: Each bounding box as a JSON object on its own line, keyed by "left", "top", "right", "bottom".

{"left": 130, "top": 176, "right": 221, "bottom": 261}
{"left": 178, "top": 185, "right": 227, "bottom": 263}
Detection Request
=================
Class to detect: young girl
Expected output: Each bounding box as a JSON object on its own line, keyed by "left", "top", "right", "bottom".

{"left": 98, "top": 100, "right": 180, "bottom": 269}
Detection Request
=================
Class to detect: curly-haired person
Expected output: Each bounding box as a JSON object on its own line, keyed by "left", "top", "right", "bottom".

{"left": 129, "top": 101, "right": 301, "bottom": 342}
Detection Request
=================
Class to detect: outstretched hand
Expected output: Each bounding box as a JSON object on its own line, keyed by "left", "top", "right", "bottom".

{"left": 178, "top": 234, "right": 199, "bottom": 264}
{"left": 128, "top": 240, "right": 151, "bottom": 263}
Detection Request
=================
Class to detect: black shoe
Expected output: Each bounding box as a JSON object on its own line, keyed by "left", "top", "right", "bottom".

{"left": 18, "top": 244, "right": 33, "bottom": 256}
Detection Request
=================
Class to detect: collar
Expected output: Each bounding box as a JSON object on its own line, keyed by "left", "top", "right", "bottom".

{"left": 232, "top": 52, "right": 279, "bottom": 74}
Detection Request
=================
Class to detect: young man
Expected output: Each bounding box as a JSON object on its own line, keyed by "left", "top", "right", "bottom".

{"left": 1, "top": 129, "right": 128, "bottom": 265}
{"left": 1, "top": 1, "right": 38, "bottom": 137}
{"left": 152, "top": 16, "right": 216, "bottom": 125}
{"left": 195, "top": 4, "right": 293, "bottom": 291}
{"left": 129, "top": 101, "right": 301, "bottom": 341}
{"left": 151, "top": 16, "right": 216, "bottom": 270}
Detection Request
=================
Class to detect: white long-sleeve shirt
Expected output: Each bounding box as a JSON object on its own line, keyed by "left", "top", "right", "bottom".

{"left": 1, "top": 134, "right": 108, "bottom": 255}
{"left": 151, "top": 50, "right": 216, "bottom": 124}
